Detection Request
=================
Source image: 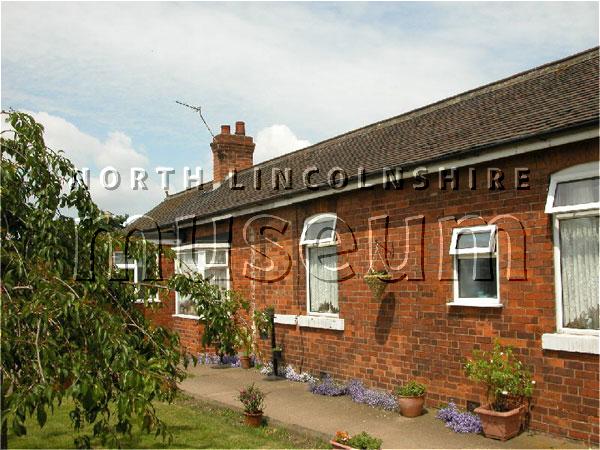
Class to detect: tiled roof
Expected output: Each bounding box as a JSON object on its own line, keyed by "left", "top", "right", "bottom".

{"left": 130, "top": 47, "right": 599, "bottom": 231}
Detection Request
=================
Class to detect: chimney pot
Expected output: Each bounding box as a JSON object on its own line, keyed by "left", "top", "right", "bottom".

{"left": 221, "top": 125, "right": 231, "bottom": 135}
{"left": 235, "top": 121, "right": 245, "bottom": 135}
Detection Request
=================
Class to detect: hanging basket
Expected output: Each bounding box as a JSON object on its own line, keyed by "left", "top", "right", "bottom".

{"left": 364, "top": 273, "right": 392, "bottom": 300}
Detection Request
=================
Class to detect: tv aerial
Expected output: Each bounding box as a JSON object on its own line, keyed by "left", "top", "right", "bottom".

{"left": 175, "top": 100, "right": 215, "bottom": 138}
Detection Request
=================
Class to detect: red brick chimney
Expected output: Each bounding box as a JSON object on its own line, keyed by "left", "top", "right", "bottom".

{"left": 210, "top": 121, "right": 255, "bottom": 183}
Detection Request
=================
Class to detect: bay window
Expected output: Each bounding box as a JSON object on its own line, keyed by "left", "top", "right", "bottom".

{"left": 174, "top": 244, "right": 230, "bottom": 317}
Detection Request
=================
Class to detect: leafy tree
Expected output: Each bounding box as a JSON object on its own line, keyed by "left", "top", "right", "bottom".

{"left": 168, "top": 272, "right": 249, "bottom": 361}
{"left": 1, "top": 111, "right": 189, "bottom": 448}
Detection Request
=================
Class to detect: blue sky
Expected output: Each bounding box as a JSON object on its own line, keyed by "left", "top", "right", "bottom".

{"left": 2, "top": 2, "right": 598, "bottom": 216}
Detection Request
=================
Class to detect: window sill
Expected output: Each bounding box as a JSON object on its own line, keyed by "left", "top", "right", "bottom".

{"left": 273, "top": 314, "right": 345, "bottom": 330}
{"left": 541, "top": 333, "right": 599, "bottom": 354}
{"left": 172, "top": 314, "right": 201, "bottom": 320}
{"left": 446, "top": 300, "right": 503, "bottom": 308}
{"left": 274, "top": 314, "right": 298, "bottom": 325}
{"left": 135, "top": 298, "right": 161, "bottom": 304}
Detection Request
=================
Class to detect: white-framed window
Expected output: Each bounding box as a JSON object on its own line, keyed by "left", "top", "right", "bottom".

{"left": 113, "top": 251, "right": 159, "bottom": 303}
{"left": 449, "top": 225, "right": 500, "bottom": 306}
{"left": 174, "top": 244, "right": 230, "bottom": 318}
{"left": 546, "top": 162, "right": 599, "bottom": 335}
{"left": 301, "top": 213, "right": 339, "bottom": 316}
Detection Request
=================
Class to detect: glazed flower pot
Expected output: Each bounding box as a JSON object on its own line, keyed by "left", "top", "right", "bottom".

{"left": 243, "top": 411, "right": 263, "bottom": 427}
{"left": 474, "top": 404, "right": 525, "bottom": 441}
{"left": 397, "top": 394, "right": 425, "bottom": 417}
{"left": 240, "top": 356, "right": 251, "bottom": 369}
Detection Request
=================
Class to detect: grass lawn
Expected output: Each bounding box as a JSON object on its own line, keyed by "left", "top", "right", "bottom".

{"left": 7, "top": 395, "right": 328, "bottom": 449}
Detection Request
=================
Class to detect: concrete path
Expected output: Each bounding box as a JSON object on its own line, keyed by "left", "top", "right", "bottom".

{"left": 180, "top": 365, "right": 587, "bottom": 449}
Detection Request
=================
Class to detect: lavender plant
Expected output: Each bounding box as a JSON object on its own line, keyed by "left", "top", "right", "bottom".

{"left": 347, "top": 379, "right": 398, "bottom": 411}
{"left": 309, "top": 376, "right": 347, "bottom": 396}
{"left": 436, "top": 402, "right": 482, "bottom": 434}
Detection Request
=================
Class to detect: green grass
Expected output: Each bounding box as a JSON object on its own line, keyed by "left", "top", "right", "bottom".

{"left": 7, "top": 395, "right": 329, "bottom": 449}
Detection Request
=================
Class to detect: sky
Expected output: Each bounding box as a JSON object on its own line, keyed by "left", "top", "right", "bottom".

{"left": 1, "top": 2, "right": 598, "bottom": 217}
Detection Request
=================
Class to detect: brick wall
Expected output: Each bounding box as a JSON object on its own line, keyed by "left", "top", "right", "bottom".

{"left": 159, "top": 138, "right": 599, "bottom": 444}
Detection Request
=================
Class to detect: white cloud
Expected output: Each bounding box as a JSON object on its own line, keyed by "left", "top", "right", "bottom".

{"left": 10, "top": 111, "right": 164, "bottom": 217}
{"left": 1, "top": 2, "right": 597, "bottom": 219}
{"left": 254, "top": 125, "right": 310, "bottom": 163}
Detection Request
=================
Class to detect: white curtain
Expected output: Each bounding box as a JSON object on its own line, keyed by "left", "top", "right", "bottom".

{"left": 308, "top": 246, "right": 339, "bottom": 313}
{"left": 560, "top": 216, "right": 600, "bottom": 329}
{"left": 555, "top": 177, "right": 599, "bottom": 207}
{"left": 177, "top": 250, "right": 200, "bottom": 315}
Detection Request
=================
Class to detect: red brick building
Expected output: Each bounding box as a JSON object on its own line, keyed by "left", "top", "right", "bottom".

{"left": 130, "top": 48, "right": 599, "bottom": 443}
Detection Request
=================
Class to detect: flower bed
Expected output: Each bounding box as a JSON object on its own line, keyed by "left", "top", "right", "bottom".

{"left": 309, "top": 376, "right": 347, "bottom": 396}
{"left": 436, "top": 402, "right": 482, "bottom": 434}
{"left": 347, "top": 379, "right": 398, "bottom": 411}
{"left": 198, "top": 352, "right": 257, "bottom": 367}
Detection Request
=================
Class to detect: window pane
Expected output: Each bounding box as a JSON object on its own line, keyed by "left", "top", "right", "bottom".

{"left": 559, "top": 216, "right": 600, "bottom": 330}
{"left": 206, "top": 249, "right": 227, "bottom": 265}
{"left": 308, "top": 246, "right": 339, "bottom": 313}
{"left": 205, "top": 267, "right": 229, "bottom": 289}
{"left": 178, "top": 251, "right": 198, "bottom": 274}
{"left": 304, "top": 218, "right": 336, "bottom": 242}
{"left": 457, "top": 231, "right": 492, "bottom": 249}
{"left": 554, "top": 177, "right": 599, "bottom": 207}
{"left": 458, "top": 257, "right": 497, "bottom": 299}
{"left": 113, "top": 251, "right": 133, "bottom": 265}
{"left": 178, "top": 295, "right": 195, "bottom": 315}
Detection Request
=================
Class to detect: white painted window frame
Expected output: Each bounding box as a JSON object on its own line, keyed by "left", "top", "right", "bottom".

{"left": 551, "top": 209, "right": 599, "bottom": 336}
{"left": 302, "top": 213, "right": 340, "bottom": 318}
{"left": 114, "top": 252, "right": 160, "bottom": 303}
{"left": 300, "top": 213, "right": 337, "bottom": 245}
{"left": 544, "top": 162, "right": 599, "bottom": 214}
{"left": 173, "top": 243, "right": 230, "bottom": 319}
{"left": 449, "top": 225, "right": 501, "bottom": 307}
{"left": 449, "top": 225, "right": 497, "bottom": 255}
{"left": 542, "top": 162, "right": 599, "bottom": 353}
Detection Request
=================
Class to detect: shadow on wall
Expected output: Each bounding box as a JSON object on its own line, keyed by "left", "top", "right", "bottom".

{"left": 375, "top": 292, "right": 396, "bottom": 345}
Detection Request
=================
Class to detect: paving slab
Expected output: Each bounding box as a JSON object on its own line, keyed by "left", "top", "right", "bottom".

{"left": 180, "top": 365, "right": 588, "bottom": 449}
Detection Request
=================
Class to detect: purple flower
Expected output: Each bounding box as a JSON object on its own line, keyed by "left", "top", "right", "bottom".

{"left": 283, "top": 364, "right": 317, "bottom": 383}
{"left": 436, "top": 402, "right": 482, "bottom": 434}
{"left": 347, "top": 379, "right": 398, "bottom": 411}
{"left": 309, "top": 376, "right": 347, "bottom": 396}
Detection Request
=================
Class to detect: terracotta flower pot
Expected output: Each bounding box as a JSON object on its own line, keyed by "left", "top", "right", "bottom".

{"left": 244, "top": 411, "right": 263, "bottom": 427}
{"left": 330, "top": 440, "right": 355, "bottom": 450}
{"left": 397, "top": 395, "right": 425, "bottom": 417}
{"left": 474, "top": 404, "right": 525, "bottom": 441}
{"left": 240, "top": 356, "right": 251, "bottom": 369}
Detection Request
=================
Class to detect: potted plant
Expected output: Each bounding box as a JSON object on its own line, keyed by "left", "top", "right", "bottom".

{"left": 363, "top": 241, "right": 392, "bottom": 301}
{"left": 464, "top": 341, "right": 535, "bottom": 441}
{"left": 331, "top": 431, "right": 382, "bottom": 450}
{"left": 237, "top": 383, "right": 265, "bottom": 427}
{"left": 364, "top": 269, "right": 392, "bottom": 301}
{"left": 236, "top": 326, "right": 254, "bottom": 369}
{"left": 394, "top": 380, "right": 426, "bottom": 417}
